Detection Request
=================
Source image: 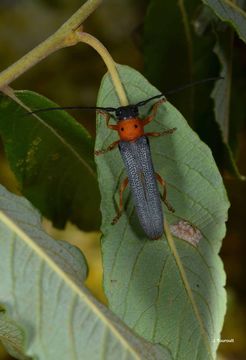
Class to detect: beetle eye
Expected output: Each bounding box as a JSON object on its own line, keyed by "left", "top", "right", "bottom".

{"left": 134, "top": 124, "right": 138, "bottom": 128}
{"left": 121, "top": 127, "right": 124, "bottom": 131}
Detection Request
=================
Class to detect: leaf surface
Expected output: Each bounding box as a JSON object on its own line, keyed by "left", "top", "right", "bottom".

{"left": 0, "top": 91, "right": 100, "bottom": 230}
{"left": 95, "top": 65, "right": 230, "bottom": 360}
{"left": 0, "top": 185, "right": 171, "bottom": 360}
{"left": 0, "top": 314, "right": 30, "bottom": 360}
{"left": 201, "top": 0, "right": 246, "bottom": 43}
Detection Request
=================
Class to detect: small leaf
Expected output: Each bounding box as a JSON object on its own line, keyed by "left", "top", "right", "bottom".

{"left": 211, "top": 29, "right": 245, "bottom": 180}
{"left": 0, "top": 184, "right": 171, "bottom": 360}
{"left": 95, "top": 65, "right": 230, "bottom": 359}
{"left": 201, "top": 0, "right": 246, "bottom": 43}
{"left": 0, "top": 90, "right": 100, "bottom": 230}
{"left": 195, "top": 5, "right": 246, "bottom": 180}
{"left": 0, "top": 314, "right": 30, "bottom": 360}
{"left": 212, "top": 33, "right": 233, "bottom": 144}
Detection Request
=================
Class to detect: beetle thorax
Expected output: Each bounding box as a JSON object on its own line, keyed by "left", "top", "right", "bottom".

{"left": 115, "top": 105, "right": 139, "bottom": 120}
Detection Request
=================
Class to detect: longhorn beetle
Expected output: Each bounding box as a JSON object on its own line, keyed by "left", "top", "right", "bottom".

{"left": 94, "top": 96, "right": 176, "bottom": 240}
{"left": 29, "top": 77, "right": 222, "bottom": 240}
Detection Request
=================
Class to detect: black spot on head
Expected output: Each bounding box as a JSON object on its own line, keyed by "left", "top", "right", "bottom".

{"left": 134, "top": 124, "right": 138, "bottom": 128}
{"left": 115, "top": 105, "right": 139, "bottom": 120}
{"left": 121, "top": 127, "right": 124, "bottom": 131}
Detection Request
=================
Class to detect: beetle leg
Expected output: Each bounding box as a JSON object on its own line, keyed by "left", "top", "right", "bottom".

{"left": 155, "top": 173, "right": 175, "bottom": 212}
{"left": 142, "top": 98, "right": 166, "bottom": 126}
{"left": 96, "top": 110, "right": 118, "bottom": 130}
{"left": 145, "top": 127, "right": 177, "bottom": 137}
{"left": 112, "top": 177, "right": 129, "bottom": 225}
{"left": 94, "top": 140, "right": 120, "bottom": 156}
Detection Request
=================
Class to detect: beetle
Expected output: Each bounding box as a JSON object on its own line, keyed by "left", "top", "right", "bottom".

{"left": 93, "top": 95, "right": 176, "bottom": 240}
{"left": 29, "top": 77, "right": 222, "bottom": 239}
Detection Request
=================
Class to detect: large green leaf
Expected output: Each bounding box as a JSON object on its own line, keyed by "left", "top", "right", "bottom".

{"left": 0, "top": 91, "right": 100, "bottom": 230}
{"left": 0, "top": 184, "right": 171, "bottom": 360}
{"left": 95, "top": 65, "right": 229, "bottom": 359}
{"left": 143, "top": 0, "right": 225, "bottom": 167}
{"left": 201, "top": 0, "right": 246, "bottom": 43}
{"left": 144, "top": 0, "right": 200, "bottom": 121}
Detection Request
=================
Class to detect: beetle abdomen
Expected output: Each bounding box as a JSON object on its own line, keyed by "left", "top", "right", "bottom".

{"left": 119, "top": 136, "right": 164, "bottom": 239}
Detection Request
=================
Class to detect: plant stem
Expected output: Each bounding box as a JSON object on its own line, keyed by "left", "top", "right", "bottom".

{"left": 76, "top": 31, "right": 128, "bottom": 106}
{"left": 0, "top": 0, "right": 102, "bottom": 89}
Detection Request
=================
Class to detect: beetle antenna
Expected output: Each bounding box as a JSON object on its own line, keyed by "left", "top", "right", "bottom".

{"left": 27, "top": 105, "right": 116, "bottom": 115}
{"left": 135, "top": 94, "right": 164, "bottom": 107}
{"left": 27, "top": 77, "right": 224, "bottom": 115}
{"left": 135, "top": 76, "right": 224, "bottom": 107}
{"left": 164, "top": 76, "right": 224, "bottom": 95}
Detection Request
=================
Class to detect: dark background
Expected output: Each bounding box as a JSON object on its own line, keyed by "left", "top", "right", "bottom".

{"left": 0, "top": 0, "right": 245, "bottom": 359}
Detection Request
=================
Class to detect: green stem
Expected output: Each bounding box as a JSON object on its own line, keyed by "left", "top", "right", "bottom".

{"left": 0, "top": 0, "right": 102, "bottom": 89}
{"left": 76, "top": 31, "right": 128, "bottom": 106}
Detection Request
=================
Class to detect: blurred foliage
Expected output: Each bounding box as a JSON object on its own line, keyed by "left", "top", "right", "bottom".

{"left": 201, "top": 0, "right": 246, "bottom": 43}
{"left": 144, "top": 0, "right": 246, "bottom": 179}
{"left": 0, "top": 0, "right": 245, "bottom": 359}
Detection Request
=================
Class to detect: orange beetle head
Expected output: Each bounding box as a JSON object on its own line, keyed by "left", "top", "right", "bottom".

{"left": 117, "top": 118, "right": 144, "bottom": 141}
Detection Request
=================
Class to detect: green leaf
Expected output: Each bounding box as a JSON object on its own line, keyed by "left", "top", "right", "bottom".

{"left": 144, "top": 0, "right": 199, "bottom": 121}
{"left": 0, "top": 184, "right": 171, "bottom": 360}
{"left": 0, "top": 314, "right": 30, "bottom": 360}
{"left": 0, "top": 90, "right": 100, "bottom": 230}
{"left": 201, "top": 0, "right": 246, "bottom": 43}
{"left": 211, "top": 28, "right": 245, "bottom": 180}
{"left": 95, "top": 65, "right": 230, "bottom": 359}
{"left": 143, "top": 0, "right": 220, "bottom": 139}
